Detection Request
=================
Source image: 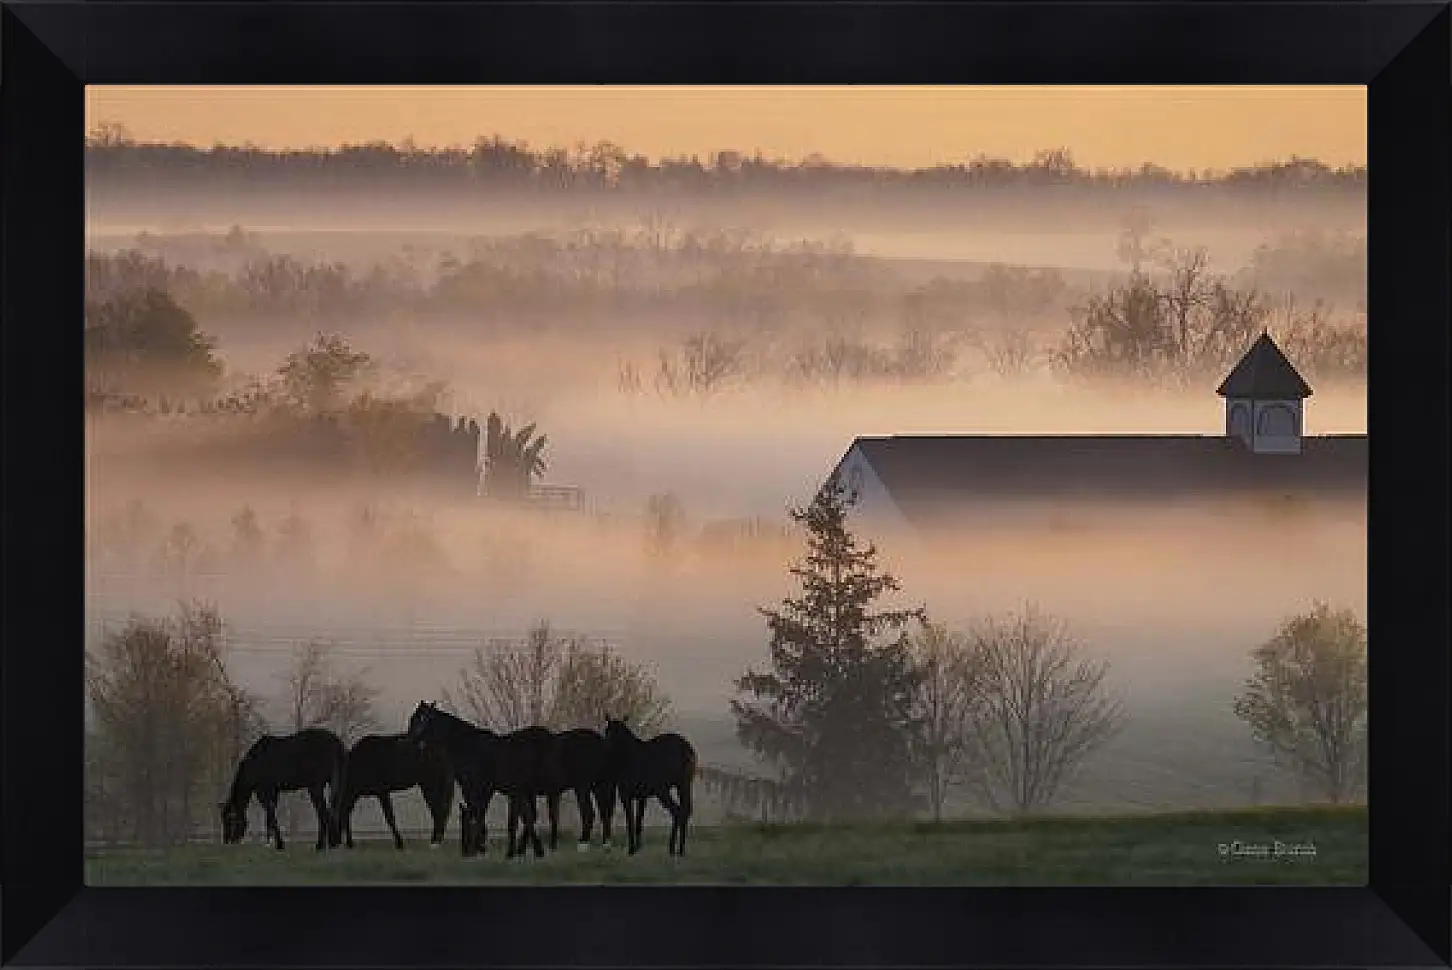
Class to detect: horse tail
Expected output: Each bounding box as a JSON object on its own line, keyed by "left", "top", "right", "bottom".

{"left": 680, "top": 746, "right": 698, "bottom": 805}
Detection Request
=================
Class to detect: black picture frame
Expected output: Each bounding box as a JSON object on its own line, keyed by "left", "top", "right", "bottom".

{"left": 3, "top": 2, "right": 1448, "bottom": 967}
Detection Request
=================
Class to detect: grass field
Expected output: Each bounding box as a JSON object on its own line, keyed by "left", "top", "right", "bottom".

{"left": 87, "top": 805, "right": 1365, "bottom": 886}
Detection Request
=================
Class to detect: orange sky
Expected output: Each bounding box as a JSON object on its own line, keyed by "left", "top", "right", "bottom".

{"left": 85, "top": 85, "right": 1366, "bottom": 172}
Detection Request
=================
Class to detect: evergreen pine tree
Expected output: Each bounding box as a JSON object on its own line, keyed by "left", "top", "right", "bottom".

{"left": 731, "top": 472, "right": 925, "bottom": 821}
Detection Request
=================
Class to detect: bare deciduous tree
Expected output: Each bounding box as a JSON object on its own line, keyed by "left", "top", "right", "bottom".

{"left": 86, "top": 601, "right": 264, "bottom": 845}
{"left": 892, "top": 326, "right": 958, "bottom": 381}
{"left": 552, "top": 641, "right": 672, "bottom": 734}
{"left": 655, "top": 331, "right": 747, "bottom": 396}
{"left": 786, "top": 334, "right": 887, "bottom": 387}
{"left": 961, "top": 605, "right": 1127, "bottom": 815}
{"left": 1115, "top": 205, "right": 1159, "bottom": 276}
{"left": 909, "top": 620, "right": 983, "bottom": 821}
{"left": 645, "top": 492, "right": 687, "bottom": 559}
{"left": 446, "top": 621, "right": 566, "bottom": 731}
{"left": 445, "top": 620, "right": 671, "bottom": 733}
{"left": 977, "top": 328, "right": 1040, "bottom": 379}
{"left": 1056, "top": 248, "right": 1267, "bottom": 384}
{"left": 617, "top": 360, "right": 645, "bottom": 396}
{"left": 229, "top": 505, "right": 266, "bottom": 567}
{"left": 278, "top": 639, "right": 380, "bottom": 746}
{"left": 153, "top": 521, "right": 211, "bottom": 584}
{"left": 1155, "top": 245, "right": 1215, "bottom": 361}
{"left": 1270, "top": 296, "right": 1368, "bottom": 383}
{"left": 1232, "top": 603, "right": 1367, "bottom": 804}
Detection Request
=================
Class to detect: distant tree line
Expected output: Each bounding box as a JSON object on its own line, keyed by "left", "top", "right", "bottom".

{"left": 88, "top": 226, "right": 1076, "bottom": 334}
{"left": 86, "top": 127, "right": 1365, "bottom": 196}
{"left": 86, "top": 226, "right": 1366, "bottom": 404}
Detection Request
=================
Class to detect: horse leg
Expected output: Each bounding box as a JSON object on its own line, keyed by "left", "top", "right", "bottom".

{"left": 547, "top": 792, "right": 562, "bottom": 852}
{"left": 478, "top": 790, "right": 493, "bottom": 856}
{"left": 459, "top": 802, "right": 476, "bottom": 858}
{"left": 338, "top": 792, "right": 356, "bottom": 849}
{"left": 263, "top": 796, "right": 284, "bottom": 851}
{"left": 677, "top": 780, "right": 693, "bottom": 857}
{"left": 575, "top": 786, "right": 595, "bottom": 851}
{"left": 595, "top": 782, "right": 617, "bottom": 848}
{"left": 307, "top": 785, "right": 331, "bottom": 851}
{"left": 657, "top": 790, "right": 683, "bottom": 856}
{"left": 616, "top": 793, "right": 632, "bottom": 854}
{"left": 505, "top": 798, "right": 519, "bottom": 859}
{"left": 427, "top": 782, "right": 450, "bottom": 847}
{"left": 524, "top": 795, "right": 545, "bottom": 858}
{"left": 379, "top": 792, "right": 404, "bottom": 850}
{"left": 631, "top": 795, "right": 647, "bottom": 855}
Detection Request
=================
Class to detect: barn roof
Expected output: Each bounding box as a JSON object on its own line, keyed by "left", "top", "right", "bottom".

{"left": 844, "top": 434, "right": 1366, "bottom": 527}
{"left": 1216, "top": 333, "right": 1314, "bottom": 399}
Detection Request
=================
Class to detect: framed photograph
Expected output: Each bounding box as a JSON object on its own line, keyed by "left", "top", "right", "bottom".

{"left": 2, "top": 2, "right": 1447, "bottom": 967}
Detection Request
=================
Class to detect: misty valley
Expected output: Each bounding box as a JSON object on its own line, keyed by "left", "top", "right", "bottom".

{"left": 83, "top": 131, "right": 1368, "bottom": 885}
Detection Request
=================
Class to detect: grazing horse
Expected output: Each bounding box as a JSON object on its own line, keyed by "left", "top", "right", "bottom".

{"left": 219, "top": 727, "right": 345, "bottom": 851}
{"left": 495, "top": 725, "right": 563, "bottom": 857}
{"left": 604, "top": 718, "right": 697, "bottom": 856}
{"left": 536, "top": 728, "right": 618, "bottom": 852}
{"left": 405, "top": 702, "right": 551, "bottom": 858}
{"left": 336, "top": 733, "right": 455, "bottom": 849}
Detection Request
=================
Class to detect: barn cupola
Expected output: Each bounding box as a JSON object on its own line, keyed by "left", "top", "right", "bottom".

{"left": 1216, "top": 332, "right": 1314, "bottom": 454}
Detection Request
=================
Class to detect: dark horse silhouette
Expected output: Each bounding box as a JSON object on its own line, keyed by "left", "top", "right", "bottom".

{"left": 492, "top": 724, "right": 559, "bottom": 858}
{"left": 405, "top": 702, "right": 554, "bottom": 858}
{"left": 219, "top": 727, "right": 345, "bottom": 851}
{"left": 532, "top": 728, "right": 618, "bottom": 852}
{"left": 336, "top": 733, "right": 455, "bottom": 850}
{"left": 604, "top": 718, "right": 697, "bottom": 856}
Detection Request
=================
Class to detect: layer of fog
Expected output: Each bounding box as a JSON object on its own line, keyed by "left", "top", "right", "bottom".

{"left": 85, "top": 179, "right": 1366, "bottom": 276}
{"left": 91, "top": 226, "right": 1285, "bottom": 276}
{"left": 90, "top": 358, "right": 1369, "bottom": 516}
{"left": 85, "top": 181, "right": 1367, "bottom": 235}
{"left": 85, "top": 204, "right": 1368, "bottom": 813}
{"left": 87, "top": 376, "right": 1367, "bottom": 715}
{"left": 86, "top": 449, "right": 1365, "bottom": 818}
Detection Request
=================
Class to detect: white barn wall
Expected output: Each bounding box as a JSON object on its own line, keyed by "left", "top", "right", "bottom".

{"left": 830, "top": 443, "right": 913, "bottom": 538}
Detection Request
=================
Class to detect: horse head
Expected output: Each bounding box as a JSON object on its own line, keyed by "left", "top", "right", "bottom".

{"left": 406, "top": 701, "right": 439, "bottom": 744}
{"left": 219, "top": 800, "right": 247, "bottom": 844}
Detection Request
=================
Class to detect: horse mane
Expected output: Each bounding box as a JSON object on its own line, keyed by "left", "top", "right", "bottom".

{"left": 424, "top": 705, "right": 501, "bottom": 744}
{"left": 224, "top": 735, "right": 280, "bottom": 809}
